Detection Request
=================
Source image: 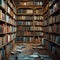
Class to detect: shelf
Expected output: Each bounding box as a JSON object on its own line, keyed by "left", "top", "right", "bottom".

{"left": 17, "top": 25, "right": 33, "bottom": 26}
{"left": 0, "top": 5, "right": 6, "bottom": 12}
{"left": 0, "top": 20, "right": 6, "bottom": 23}
{"left": 17, "top": 13, "right": 34, "bottom": 16}
{"left": 17, "top": 5, "right": 42, "bottom": 9}
{"left": 0, "top": 32, "right": 16, "bottom": 35}
{"left": 7, "top": 12, "right": 16, "bottom": 20}
{"left": 17, "top": 19, "right": 33, "bottom": 21}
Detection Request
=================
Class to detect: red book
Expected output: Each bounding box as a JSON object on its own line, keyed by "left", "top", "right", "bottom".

{"left": 54, "top": 24, "right": 56, "bottom": 33}
{"left": 58, "top": 24, "right": 60, "bottom": 33}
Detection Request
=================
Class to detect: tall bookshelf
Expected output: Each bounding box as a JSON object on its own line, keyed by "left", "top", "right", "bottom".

{"left": 0, "top": 0, "right": 16, "bottom": 60}
{"left": 43, "top": 0, "right": 60, "bottom": 60}
{"left": 16, "top": 0, "right": 44, "bottom": 44}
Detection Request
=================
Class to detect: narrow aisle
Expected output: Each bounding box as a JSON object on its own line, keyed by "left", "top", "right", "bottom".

{"left": 8, "top": 43, "right": 52, "bottom": 60}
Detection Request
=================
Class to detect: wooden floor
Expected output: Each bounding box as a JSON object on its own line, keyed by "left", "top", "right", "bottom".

{"left": 9, "top": 43, "right": 51, "bottom": 60}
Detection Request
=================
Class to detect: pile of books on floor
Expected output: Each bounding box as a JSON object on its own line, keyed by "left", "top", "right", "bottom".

{"left": 9, "top": 48, "right": 52, "bottom": 60}
{"left": 33, "top": 46, "right": 45, "bottom": 49}
{"left": 39, "top": 54, "right": 52, "bottom": 60}
{"left": 8, "top": 51, "right": 39, "bottom": 60}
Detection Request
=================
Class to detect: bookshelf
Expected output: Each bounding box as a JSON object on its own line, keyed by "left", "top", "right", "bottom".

{"left": 16, "top": 1, "right": 44, "bottom": 43}
{"left": 0, "top": 0, "right": 16, "bottom": 60}
{"left": 43, "top": 0, "right": 60, "bottom": 60}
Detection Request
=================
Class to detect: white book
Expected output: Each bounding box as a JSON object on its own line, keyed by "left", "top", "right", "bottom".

{"left": 0, "top": 10, "right": 2, "bottom": 20}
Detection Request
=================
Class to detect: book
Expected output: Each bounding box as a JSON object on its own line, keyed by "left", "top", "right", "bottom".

{"left": 56, "top": 14, "right": 60, "bottom": 23}
{"left": 0, "top": 36, "right": 3, "bottom": 47}
{"left": 0, "top": 10, "right": 2, "bottom": 20}
{"left": 0, "top": 51, "right": 2, "bottom": 60}
{"left": 8, "top": 6, "right": 10, "bottom": 14}
{"left": 55, "top": 36, "right": 60, "bottom": 44}
{"left": 0, "top": 0, "right": 5, "bottom": 8}
{"left": 0, "top": 48, "right": 5, "bottom": 60}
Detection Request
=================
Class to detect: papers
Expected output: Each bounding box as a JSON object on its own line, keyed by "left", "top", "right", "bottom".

{"left": 29, "top": 55, "right": 39, "bottom": 58}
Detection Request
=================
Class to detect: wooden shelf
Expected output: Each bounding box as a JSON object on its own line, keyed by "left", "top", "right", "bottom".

{"left": 17, "top": 5, "right": 42, "bottom": 9}
{"left": 0, "top": 32, "right": 16, "bottom": 35}
{"left": 17, "top": 13, "right": 34, "bottom": 16}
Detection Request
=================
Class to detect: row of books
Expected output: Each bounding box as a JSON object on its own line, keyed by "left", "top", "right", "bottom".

{"left": 0, "top": 33, "right": 16, "bottom": 46}
{"left": 0, "top": 10, "right": 16, "bottom": 25}
{"left": 17, "top": 26, "right": 43, "bottom": 31}
{"left": 17, "top": 9, "right": 33, "bottom": 14}
{"left": 17, "top": 31, "right": 43, "bottom": 36}
{"left": 0, "top": 48, "right": 5, "bottom": 60}
{"left": 45, "top": 34, "right": 60, "bottom": 45}
{"left": 6, "top": 14, "right": 16, "bottom": 25}
{"left": 17, "top": 21, "right": 33, "bottom": 25}
{"left": 34, "top": 16, "right": 43, "bottom": 20}
{"left": 49, "top": 0, "right": 56, "bottom": 7}
{"left": 7, "top": 0, "right": 16, "bottom": 13}
{"left": 44, "top": 14, "right": 60, "bottom": 26}
{"left": 44, "top": 3, "right": 49, "bottom": 14}
{"left": 49, "top": 14, "right": 60, "bottom": 24}
{"left": 0, "top": 0, "right": 16, "bottom": 19}
{"left": 17, "top": 16, "right": 43, "bottom": 20}
{"left": 16, "top": 36, "right": 42, "bottom": 42}
{"left": 0, "top": 0, "right": 5, "bottom": 9}
{"left": 18, "top": 1, "right": 43, "bottom": 5}
{"left": 48, "top": 24, "right": 60, "bottom": 33}
{"left": 0, "top": 43, "right": 13, "bottom": 60}
{"left": 5, "top": 43, "right": 13, "bottom": 59}
{"left": 44, "top": 11, "right": 49, "bottom": 20}
{"left": 44, "top": 24, "right": 60, "bottom": 33}
{"left": 35, "top": 9, "right": 43, "bottom": 14}
{"left": 47, "top": 42, "right": 60, "bottom": 55}
{"left": 0, "top": 24, "right": 16, "bottom": 33}
{"left": 0, "top": 10, "right": 5, "bottom": 21}
{"left": 17, "top": 21, "right": 43, "bottom": 25}
{"left": 49, "top": 3, "right": 60, "bottom": 15}
{"left": 17, "top": 8, "right": 43, "bottom": 14}
{"left": 7, "top": 6, "right": 16, "bottom": 19}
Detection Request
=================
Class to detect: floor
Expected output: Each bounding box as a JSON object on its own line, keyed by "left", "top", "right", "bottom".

{"left": 8, "top": 43, "right": 52, "bottom": 60}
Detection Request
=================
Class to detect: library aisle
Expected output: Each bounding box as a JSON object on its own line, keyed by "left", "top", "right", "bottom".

{"left": 8, "top": 43, "right": 52, "bottom": 60}
{"left": 0, "top": 0, "right": 60, "bottom": 60}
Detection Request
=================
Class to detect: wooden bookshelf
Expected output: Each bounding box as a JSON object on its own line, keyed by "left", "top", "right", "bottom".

{"left": 43, "top": 0, "right": 60, "bottom": 60}
{"left": 16, "top": 1, "right": 44, "bottom": 44}
{"left": 0, "top": 0, "right": 16, "bottom": 60}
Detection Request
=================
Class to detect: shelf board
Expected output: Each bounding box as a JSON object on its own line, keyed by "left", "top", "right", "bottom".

{"left": 17, "top": 13, "right": 34, "bottom": 16}
{"left": 0, "top": 20, "right": 6, "bottom": 23}
{"left": 17, "top": 13, "right": 43, "bottom": 16}
{"left": 17, "top": 19, "right": 33, "bottom": 21}
{"left": 17, "top": 25, "right": 33, "bottom": 26}
{"left": 17, "top": 5, "right": 42, "bottom": 9}
{"left": 0, "top": 5, "right": 6, "bottom": 12}
{"left": 0, "top": 32, "right": 16, "bottom": 35}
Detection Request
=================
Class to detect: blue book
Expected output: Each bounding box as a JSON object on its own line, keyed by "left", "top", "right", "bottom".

{"left": 0, "top": 48, "right": 5, "bottom": 60}
{"left": 55, "top": 36, "right": 60, "bottom": 44}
